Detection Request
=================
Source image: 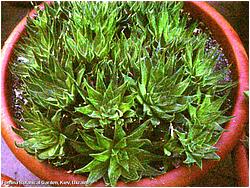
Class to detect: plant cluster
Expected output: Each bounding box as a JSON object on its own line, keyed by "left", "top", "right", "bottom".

{"left": 11, "top": 2, "right": 234, "bottom": 186}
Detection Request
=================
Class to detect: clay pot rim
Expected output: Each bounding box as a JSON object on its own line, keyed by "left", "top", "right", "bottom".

{"left": 1, "top": 2, "right": 249, "bottom": 187}
{"left": 233, "top": 131, "right": 249, "bottom": 187}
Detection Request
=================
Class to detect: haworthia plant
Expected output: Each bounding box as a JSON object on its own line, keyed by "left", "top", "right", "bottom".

{"left": 11, "top": 1, "right": 234, "bottom": 186}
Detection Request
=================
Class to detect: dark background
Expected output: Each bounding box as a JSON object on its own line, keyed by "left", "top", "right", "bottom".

{"left": 1, "top": 1, "right": 249, "bottom": 187}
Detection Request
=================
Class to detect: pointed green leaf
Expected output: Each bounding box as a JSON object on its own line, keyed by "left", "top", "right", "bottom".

{"left": 96, "top": 70, "right": 106, "bottom": 92}
{"left": 37, "top": 144, "right": 59, "bottom": 160}
{"left": 116, "top": 150, "right": 129, "bottom": 172}
{"left": 127, "top": 139, "right": 151, "bottom": 148}
{"left": 85, "top": 79, "right": 102, "bottom": 101}
{"left": 108, "top": 156, "right": 121, "bottom": 187}
{"left": 114, "top": 122, "right": 126, "bottom": 141}
{"left": 90, "top": 150, "right": 110, "bottom": 162}
{"left": 74, "top": 159, "right": 103, "bottom": 173}
{"left": 84, "top": 119, "right": 99, "bottom": 129}
{"left": 75, "top": 105, "right": 95, "bottom": 115}
{"left": 114, "top": 138, "right": 127, "bottom": 149}
{"left": 142, "top": 164, "right": 163, "bottom": 177}
{"left": 94, "top": 130, "right": 112, "bottom": 150}
{"left": 12, "top": 127, "right": 30, "bottom": 140}
{"left": 127, "top": 119, "right": 150, "bottom": 140}
{"left": 70, "top": 140, "right": 92, "bottom": 154}
{"left": 188, "top": 103, "right": 197, "bottom": 119}
{"left": 86, "top": 162, "right": 108, "bottom": 185}
{"left": 78, "top": 129, "right": 103, "bottom": 151}
{"left": 121, "top": 168, "right": 139, "bottom": 181}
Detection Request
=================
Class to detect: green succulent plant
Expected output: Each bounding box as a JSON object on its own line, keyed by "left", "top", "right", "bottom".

{"left": 12, "top": 105, "right": 66, "bottom": 162}
{"left": 75, "top": 70, "right": 137, "bottom": 128}
{"left": 74, "top": 120, "right": 162, "bottom": 186}
{"left": 11, "top": 1, "right": 234, "bottom": 186}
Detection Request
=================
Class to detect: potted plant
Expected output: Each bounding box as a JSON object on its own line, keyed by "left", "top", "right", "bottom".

{"left": 1, "top": 1, "right": 248, "bottom": 187}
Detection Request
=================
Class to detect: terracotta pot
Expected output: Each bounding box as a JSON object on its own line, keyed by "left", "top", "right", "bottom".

{"left": 1, "top": 2, "right": 249, "bottom": 187}
{"left": 1, "top": 174, "right": 23, "bottom": 187}
{"left": 232, "top": 131, "right": 249, "bottom": 187}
